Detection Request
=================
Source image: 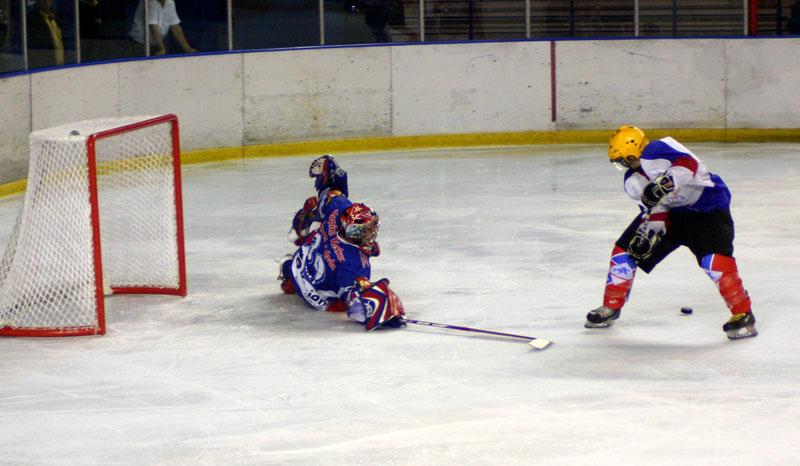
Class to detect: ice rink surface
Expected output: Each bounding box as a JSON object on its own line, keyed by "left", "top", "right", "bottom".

{"left": 1, "top": 143, "right": 799, "bottom": 465}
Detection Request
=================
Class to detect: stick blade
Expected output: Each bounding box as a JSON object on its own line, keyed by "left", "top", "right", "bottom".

{"left": 528, "top": 338, "right": 552, "bottom": 350}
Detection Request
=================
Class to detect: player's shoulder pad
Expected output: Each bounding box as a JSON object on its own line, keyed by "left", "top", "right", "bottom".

{"left": 642, "top": 139, "right": 690, "bottom": 163}
{"left": 641, "top": 140, "right": 670, "bottom": 159}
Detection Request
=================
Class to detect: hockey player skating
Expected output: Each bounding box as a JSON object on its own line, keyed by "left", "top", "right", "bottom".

{"left": 278, "top": 155, "right": 406, "bottom": 331}
{"left": 586, "top": 126, "right": 757, "bottom": 340}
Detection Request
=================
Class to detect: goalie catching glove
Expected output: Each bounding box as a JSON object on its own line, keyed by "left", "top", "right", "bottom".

{"left": 347, "top": 277, "right": 406, "bottom": 331}
{"left": 309, "top": 154, "right": 349, "bottom": 197}
{"left": 290, "top": 196, "right": 320, "bottom": 245}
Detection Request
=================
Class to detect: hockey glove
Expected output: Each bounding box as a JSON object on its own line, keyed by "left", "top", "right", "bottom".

{"left": 352, "top": 277, "right": 406, "bottom": 331}
{"left": 628, "top": 212, "right": 668, "bottom": 261}
{"left": 291, "top": 196, "right": 319, "bottom": 245}
{"left": 641, "top": 175, "right": 674, "bottom": 210}
{"left": 309, "top": 155, "right": 349, "bottom": 197}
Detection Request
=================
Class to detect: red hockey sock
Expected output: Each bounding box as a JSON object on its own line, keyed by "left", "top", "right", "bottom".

{"left": 700, "top": 254, "right": 751, "bottom": 314}
{"left": 326, "top": 299, "right": 347, "bottom": 312}
{"left": 280, "top": 278, "right": 295, "bottom": 295}
{"left": 603, "top": 246, "right": 637, "bottom": 309}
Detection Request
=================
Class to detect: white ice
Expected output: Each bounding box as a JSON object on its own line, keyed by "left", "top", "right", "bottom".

{"left": 1, "top": 143, "right": 799, "bottom": 465}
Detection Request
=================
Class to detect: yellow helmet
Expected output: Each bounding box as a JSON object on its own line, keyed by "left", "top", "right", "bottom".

{"left": 608, "top": 125, "right": 649, "bottom": 166}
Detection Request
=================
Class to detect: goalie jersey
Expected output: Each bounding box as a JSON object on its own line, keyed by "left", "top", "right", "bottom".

{"left": 623, "top": 137, "right": 731, "bottom": 213}
{"left": 288, "top": 192, "right": 372, "bottom": 313}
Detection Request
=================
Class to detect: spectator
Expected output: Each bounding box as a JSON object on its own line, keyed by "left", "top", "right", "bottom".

{"left": 78, "top": 0, "right": 104, "bottom": 62}
{"left": 129, "top": 0, "right": 196, "bottom": 55}
{"left": 27, "top": 0, "right": 65, "bottom": 68}
{"left": 80, "top": 0, "right": 102, "bottom": 39}
{"left": 787, "top": 1, "right": 800, "bottom": 34}
{"left": 360, "top": 0, "right": 405, "bottom": 43}
{"left": 0, "top": 0, "right": 16, "bottom": 72}
{"left": 1, "top": 0, "right": 10, "bottom": 48}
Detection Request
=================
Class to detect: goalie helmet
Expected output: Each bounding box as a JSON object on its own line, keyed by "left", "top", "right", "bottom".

{"left": 340, "top": 203, "right": 380, "bottom": 248}
{"left": 608, "top": 125, "right": 649, "bottom": 169}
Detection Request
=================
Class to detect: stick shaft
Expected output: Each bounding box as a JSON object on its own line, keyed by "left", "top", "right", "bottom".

{"left": 402, "top": 318, "right": 536, "bottom": 341}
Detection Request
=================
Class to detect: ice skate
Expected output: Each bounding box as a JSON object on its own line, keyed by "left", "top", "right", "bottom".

{"left": 585, "top": 306, "right": 621, "bottom": 328}
{"left": 723, "top": 311, "right": 758, "bottom": 340}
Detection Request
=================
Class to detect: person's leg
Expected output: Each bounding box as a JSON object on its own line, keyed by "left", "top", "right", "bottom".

{"left": 685, "top": 210, "right": 756, "bottom": 339}
{"left": 586, "top": 214, "right": 679, "bottom": 327}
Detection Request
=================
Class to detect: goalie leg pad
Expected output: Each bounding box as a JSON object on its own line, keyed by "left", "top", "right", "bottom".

{"left": 701, "top": 254, "right": 751, "bottom": 314}
{"left": 355, "top": 278, "right": 406, "bottom": 331}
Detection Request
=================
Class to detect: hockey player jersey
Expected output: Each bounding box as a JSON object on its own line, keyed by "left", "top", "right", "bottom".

{"left": 289, "top": 193, "right": 372, "bottom": 313}
{"left": 623, "top": 137, "right": 731, "bottom": 212}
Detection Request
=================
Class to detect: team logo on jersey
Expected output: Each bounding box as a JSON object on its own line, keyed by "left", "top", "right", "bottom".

{"left": 311, "top": 254, "right": 326, "bottom": 282}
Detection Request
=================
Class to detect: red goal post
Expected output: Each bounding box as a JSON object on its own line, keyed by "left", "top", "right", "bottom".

{"left": 0, "top": 114, "right": 187, "bottom": 337}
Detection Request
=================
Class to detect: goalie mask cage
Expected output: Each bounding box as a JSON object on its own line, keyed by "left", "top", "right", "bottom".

{"left": 0, "top": 114, "right": 187, "bottom": 337}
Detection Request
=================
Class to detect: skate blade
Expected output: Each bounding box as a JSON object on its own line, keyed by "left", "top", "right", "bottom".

{"left": 726, "top": 326, "right": 758, "bottom": 340}
{"left": 584, "top": 320, "right": 614, "bottom": 329}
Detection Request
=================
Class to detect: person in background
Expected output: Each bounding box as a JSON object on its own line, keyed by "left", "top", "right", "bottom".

{"left": 77, "top": 0, "right": 103, "bottom": 62}
{"left": 359, "top": 0, "right": 406, "bottom": 43}
{"left": 786, "top": 0, "right": 800, "bottom": 34}
{"left": 585, "top": 125, "right": 757, "bottom": 340}
{"left": 27, "top": 0, "right": 64, "bottom": 68}
{"left": 1, "top": 0, "right": 17, "bottom": 72}
{"left": 129, "top": 0, "right": 195, "bottom": 55}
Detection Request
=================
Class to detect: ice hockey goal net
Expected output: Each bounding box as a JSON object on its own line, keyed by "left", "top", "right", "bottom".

{"left": 0, "top": 115, "right": 187, "bottom": 337}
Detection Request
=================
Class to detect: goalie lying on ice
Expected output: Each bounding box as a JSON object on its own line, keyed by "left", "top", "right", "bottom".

{"left": 278, "top": 155, "right": 405, "bottom": 331}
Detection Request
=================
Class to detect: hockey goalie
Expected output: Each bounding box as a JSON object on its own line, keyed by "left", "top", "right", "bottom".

{"left": 278, "top": 155, "right": 405, "bottom": 331}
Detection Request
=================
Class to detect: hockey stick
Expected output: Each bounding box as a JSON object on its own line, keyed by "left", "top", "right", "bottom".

{"left": 401, "top": 318, "right": 552, "bottom": 350}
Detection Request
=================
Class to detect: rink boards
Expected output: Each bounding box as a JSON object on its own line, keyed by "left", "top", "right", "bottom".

{"left": 2, "top": 38, "right": 800, "bottom": 185}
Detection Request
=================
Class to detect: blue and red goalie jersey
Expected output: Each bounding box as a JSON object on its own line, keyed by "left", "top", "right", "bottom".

{"left": 289, "top": 192, "right": 372, "bottom": 312}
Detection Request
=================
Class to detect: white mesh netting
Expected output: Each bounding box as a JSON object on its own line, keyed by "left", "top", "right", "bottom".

{"left": 0, "top": 116, "right": 182, "bottom": 335}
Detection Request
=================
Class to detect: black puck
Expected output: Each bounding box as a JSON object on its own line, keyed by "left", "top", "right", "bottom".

{"left": 681, "top": 307, "right": 693, "bottom": 315}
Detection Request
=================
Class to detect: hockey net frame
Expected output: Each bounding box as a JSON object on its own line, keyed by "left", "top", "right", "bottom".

{"left": 0, "top": 114, "right": 187, "bottom": 337}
